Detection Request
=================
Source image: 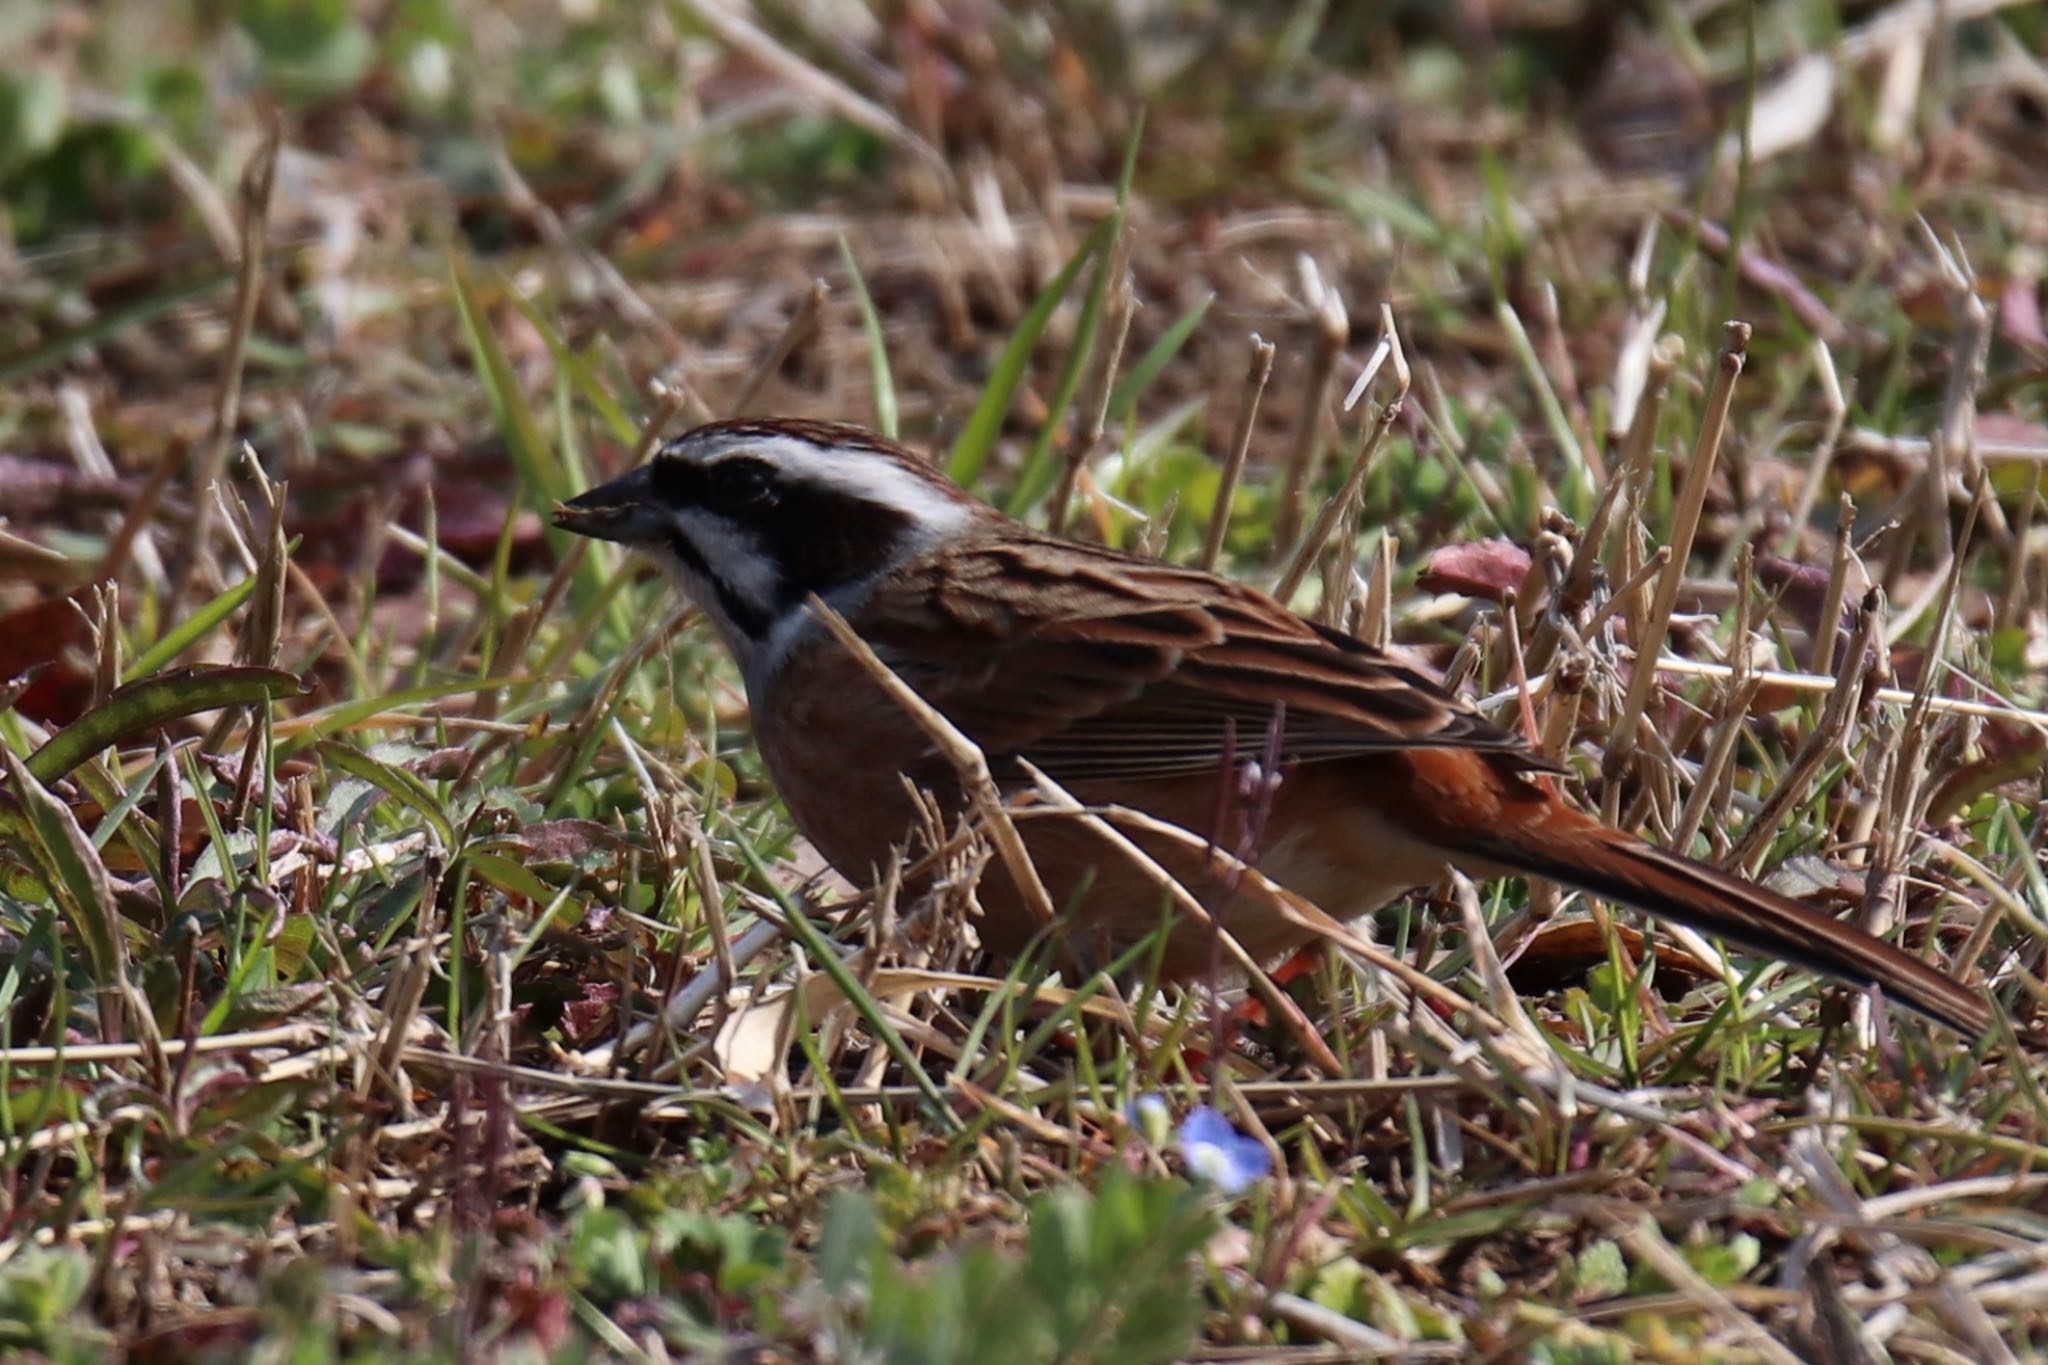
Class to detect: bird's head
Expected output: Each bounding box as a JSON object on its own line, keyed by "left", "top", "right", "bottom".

{"left": 554, "top": 419, "right": 981, "bottom": 667}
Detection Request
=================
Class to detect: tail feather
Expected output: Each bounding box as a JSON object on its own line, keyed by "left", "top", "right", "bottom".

{"left": 1467, "top": 811, "right": 1991, "bottom": 1038}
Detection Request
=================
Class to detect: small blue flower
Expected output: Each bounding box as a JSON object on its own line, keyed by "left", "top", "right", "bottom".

{"left": 1175, "top": 1106, "right": 1271, "bottom": 1194}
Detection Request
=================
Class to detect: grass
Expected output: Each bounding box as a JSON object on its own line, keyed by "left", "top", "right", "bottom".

{"left": 3, "top": 0, "right": 2048, "bottom": 1359}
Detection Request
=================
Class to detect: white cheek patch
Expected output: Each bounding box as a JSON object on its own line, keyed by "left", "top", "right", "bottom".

{"left": 673, "top": 509, "right": 781, "bottom": 619}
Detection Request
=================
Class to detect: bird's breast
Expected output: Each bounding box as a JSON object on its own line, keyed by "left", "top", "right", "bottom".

{"left": 752, "top": 637, "right": 944, "bottom": 883}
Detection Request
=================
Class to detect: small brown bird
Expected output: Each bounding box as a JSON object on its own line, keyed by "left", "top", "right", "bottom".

{"left": 555, "top": 418, "right": 1990, "bottom": 1037}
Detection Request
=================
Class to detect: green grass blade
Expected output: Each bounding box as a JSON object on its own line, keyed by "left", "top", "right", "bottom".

{"left": 507, "top": 289, "right": 641, "bottom": 448}
{"left": 945, "top": 217, "right": 1114, "bottom": 488}
{"left": 1004, "top": 250, "right": 1120, "bottom": 515}
{"left": 1004, "top": 116, "right": 1144, "bottom": 515}
{"left": 124, "top": 566, "right": 277, "bottom": 682}
{"left": 451, "top": 256, "right": 569, "bottom": 511}
{"left": 0, "top": 267, "right": 235, "bottom": 388}
{"left": 1295, "top": 169, "right": 1459, "bottom": 252}
{"left": 724, "top": 816, "right": 960, "bottom": 1132}
{"left": 279, "top": 677, "right": 513, "bottom": 751}
{"left": 837, "top": 233, "right": 897, "bottom": 439}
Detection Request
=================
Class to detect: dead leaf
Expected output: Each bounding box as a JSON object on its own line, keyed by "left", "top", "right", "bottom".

{"left": 1417, "top": 539, "right": 1532, "bottom": 602}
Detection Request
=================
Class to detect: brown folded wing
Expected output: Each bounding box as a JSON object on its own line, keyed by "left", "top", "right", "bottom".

{"left": 851, "top": 532, "right": 1545, "bottom": 785}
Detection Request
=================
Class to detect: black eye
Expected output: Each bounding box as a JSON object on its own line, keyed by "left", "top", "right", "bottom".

{"left": 709, "top": 458, "right": 777, "bottom": 510}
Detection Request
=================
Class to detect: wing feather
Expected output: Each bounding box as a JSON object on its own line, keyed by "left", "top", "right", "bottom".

{"left": 853, "top": 533, "right": 1545, "bottom": 786}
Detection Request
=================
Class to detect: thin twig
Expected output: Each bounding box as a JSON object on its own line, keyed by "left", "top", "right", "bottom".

{"left": 1050, "top": 227, "right": 1136, "bottom": 535}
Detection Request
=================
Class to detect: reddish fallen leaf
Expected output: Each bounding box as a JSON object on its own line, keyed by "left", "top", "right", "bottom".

{"left": 128, "top": 1312, "right": 261, "bottom": 1365}
{"left": 561, "top": 980, "right": 620, "bottom": 1046}
{"left": 0, "top": 593, "right": 94, "bottom": 726}
{"left": 0, "top": 454, "right": 138, "bottom": 520}
{"left": 1678, "top": 211, "right": 1848, "bottom": 344}
{"left": 501, "top": 1277, "right": 574, "bottom": 1354}
{"left": 410, "top": 747, "right": 474, "bottom": 781}
{"left": 1504, "top": 920, "right": 1715, "bottom": 998}
{"left": 1417, "top": 539, "right": 1532, "bottom": 602}
{"left": 1998, "top": 274, "right": 2047, "bottom": 355}
{"left": 1978, "top": 412, "right": 2048, "bottom": 449}
{"left": 1755, "top": 554, "right": 1836, "bottom": 632}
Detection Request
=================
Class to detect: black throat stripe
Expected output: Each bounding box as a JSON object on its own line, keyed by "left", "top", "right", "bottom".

{"left": 665, "top": 529, "right": 775, "bottom": 641}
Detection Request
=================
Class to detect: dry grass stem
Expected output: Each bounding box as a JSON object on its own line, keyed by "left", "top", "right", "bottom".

{"left": 1730, "top": 592, "right": 1881, "bottom": 872}
{"left": 676, "top": 0, "right": 952, "bottom": 184}
{"left": 8, "top": 8, "right": 2047, "bottom": 1353}
{"left": 730, "top": 279, "right": 831, "bottom": 418}
{"left": 1271, "top": 257, "right": 1347, "bottom": 547}
{"left": 176, "top": 114, "right": 279, "bottom": 604}
{"left": 1050, "top": 227, "right": 1136, "bottom": 534}
{"left": 1606, "top": 321, "right": 1749, "bottom": 789}
{"left": 1784, "top": 339, "right": 1851, "bottom": 555}
{"left": 1273, "top": 314, "right": 1410, "bottom": 601}
{"left": 1198, "top": 334, "right": 1276, "bottom": 570}
{"left": 1013, "top": 762, "right": 1344, "bottom": 1076}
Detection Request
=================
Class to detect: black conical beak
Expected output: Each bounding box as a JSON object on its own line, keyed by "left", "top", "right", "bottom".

{"left": 553, "top": 465, "right": 660, "bottom": 545}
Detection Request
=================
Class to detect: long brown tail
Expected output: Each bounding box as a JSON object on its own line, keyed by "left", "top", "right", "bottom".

{"left": 1450, "top": 801, "right": 1992, "bottom": 1038}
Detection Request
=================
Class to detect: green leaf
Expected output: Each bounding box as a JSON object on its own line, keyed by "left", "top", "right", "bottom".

{"left": 0, "top": 747, "right": 119, "bottom": 982}
{"left": 945, "top": 217, "right": 1115, "bottom": 488}
{"left": 28, "top": 666, "right": 304, "bottom": 786}
{"left": 0, "top": 70, "right": 66, "bottom": 172}
{"left": 234, "top": 0, "right": 374, "bottom": 98}
{"left": 0, "top": 1248, "right": 97, "bottom": 1351}
{"left": 1684, "top": 1232, "right": 1760, "bottom": 1288}
{"left": 268, "top": 915, "right": 317, "bottom": 979}
{"left": 568, "top": 1207, "right": 649, "bottom": 1300}
{"left": 316, "top": 742, "right": 457, "bottom": 851}
{"left": 1569, "top": 1239, "right": 1629, "bottom": 1301}
{"left": 817, "top": 1190, "right": 881, "bottom": 1295}
{"left": 467, "top": 850, "right": 558, "bottom": 905}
